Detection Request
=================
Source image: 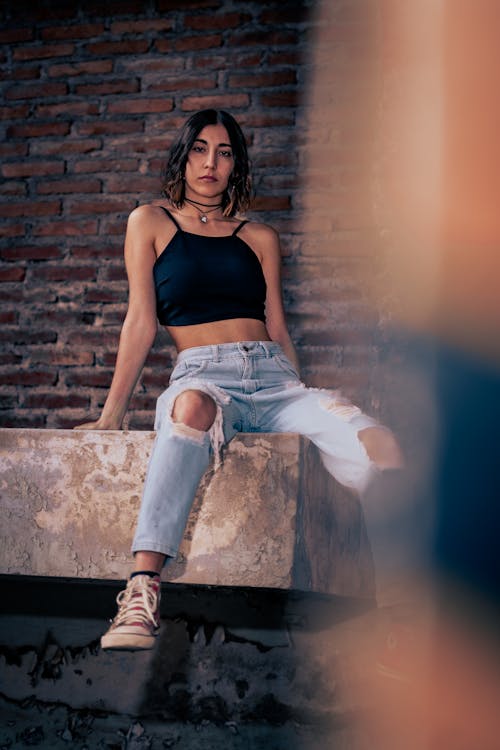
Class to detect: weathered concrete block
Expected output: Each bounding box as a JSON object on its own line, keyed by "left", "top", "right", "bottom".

{"left": 0, "top": 428, "right": 374, "bottom": 596}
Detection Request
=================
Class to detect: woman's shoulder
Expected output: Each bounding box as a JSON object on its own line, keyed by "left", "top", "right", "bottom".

{"left": 239, "top": 218, "right": 279, "bottom": 243}
{"left": 127, "top": 201, "right": 171, "bottom": 225}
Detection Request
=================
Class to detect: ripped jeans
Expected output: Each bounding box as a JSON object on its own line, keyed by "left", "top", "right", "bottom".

{"left": 132, "top": 341, "right": 383, "bottom": 560}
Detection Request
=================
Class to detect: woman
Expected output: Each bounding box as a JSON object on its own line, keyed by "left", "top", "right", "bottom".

{"left": 77, "top": 109, "right": 402, "bottom": 651}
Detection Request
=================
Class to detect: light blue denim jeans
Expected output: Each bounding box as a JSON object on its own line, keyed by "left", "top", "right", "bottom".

{"left": 131, "top": 341, "right": 382, "bottom": 560}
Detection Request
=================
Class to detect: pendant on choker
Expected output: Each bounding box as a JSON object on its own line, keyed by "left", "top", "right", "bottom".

{"left": 200, "top": 215, "right": 208, "bottom": 223}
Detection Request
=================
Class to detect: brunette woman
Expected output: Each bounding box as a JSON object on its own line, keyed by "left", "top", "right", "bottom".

{"left": 77, "top": 109, "right": 402, "bottom": 650}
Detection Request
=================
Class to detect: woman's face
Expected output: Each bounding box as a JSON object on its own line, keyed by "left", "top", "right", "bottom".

{"left": 184, "top": 123, "right": 235, "bottom": 201}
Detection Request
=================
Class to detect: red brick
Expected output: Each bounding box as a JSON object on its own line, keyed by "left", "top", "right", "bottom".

{"left": 0, "top": 353, "right": 22, "bottom": 365}
{"left": 127, "top": 414, "right": 155, "bottom": 431}
{"left": 47, "top": 59, "right": 113, "bottom": 78}
{"left": 0, "top": 267, "right": 25, "bottom": 282}
{"left": 299, "top": 329, "right": 374, "bottom": 347}
{"left": 70, "top": 244, "right": 123, "bottom": 259}
{"left": 229, "top": 30, "right": 298, "bottom": 47}
{"left": 0, "top": 245, "right": 63, "bottom": 261}
{"left": 59, "top": 326, "right": 120, "bottom": 357}
{"left": 2, "top": 158, "right": 63, "bottom": 180}
{"left": 237, "top": 112, "right": 295, "bottom": 128}
{"left": 121, "top": 57, "right": 185, "bottom": 74}
{"left": 104, "top": 175, "right": 159, "bottom": 193}
{"left": 4, "top": 82, "right": 68, "bottom": 100}
{"left": 35, "top": 102, "right": 100, "bottom": 117}
{"left": 85, "top": 40, "right": 150, "bottom": 56}
{"left": 0, "top": 181, "right": 26, "bottom": 197}
{"left": 64, "top": 370, "right": 113, "bottom": 387}
{"left": 1, "top": 370, "right": 57, "bottom": 386}
{"left": 99, "top": 218, "right": 129, "bottom": 236}
{"left": 110, "top": 19, "right": 174, "bottom": 33}
{"left": 140, "top": 370, "right": 172, "bottom": 389}
{"left": 73, "top": 158, "right": 139, "bottom": 174}
{"left": 261, "top": 174, "right": 300, "bottom": 190}
{"left": 144, "top": 350, "right": 173, "bottom": 368}
{"left": 181, "top": 93, "right": 249, "bottom": 111}
{"left": 0, "top": 27, "right": 34, "bottom": 44}
{"left": 0, "top": 311, "right": 18, "bottom": 324}
{"left": 5, "top": 2, "right": 76, "bottom": 22}
{"left": 0, "top": 223, "right": 25, "bottom": 238}
{"left": 13, "top": 43, "right": 75, "bottom": 61}
{"left": 192, "top": 52, "right": 261, "bottom": 69}
{"left": 34, "top": 266, "right": 97, "bottom": 282}
{"left": 101, "top": 308, "right": 126, "bottom": 324}
{"left": 268, "top": 51, "right": 302, "bottom": 66}
{"left": 252, "top": 151, "right": 297, "bottom": 168}
{"left": 37, "top": 178, "right": 101, "bottom": 194}
{"left": 158, "top": 0, "right": 220, "bottom": 8}
{"left": 100, "top": 264, "right": 127, "bottom": 282}
{"left": 84, "top": 287, "right": 126, "bottom": 303}
{"left": 169, "top": 34, "right": 222, "bottom": 52}
{"left": 29, "top": 349, "right": 95, "bottom": 366}
{"left": 0, "top": 105, "right": 30, "bottom": 120}
{"left": 146, "top": 76, "right": 215, "bottom": 93}
{"left": 0, "top": 329, "right": 57, "bottom": 345}
{"left": 76, "top": 120, "right": 144, "bottom": 136}
{"left": 184, "top": 12, "right": 250, "bottom": 30}
{"left": 41, "top": 23, "right": 105, "bottom": 40}
{"left": 31, "top": 139, "right": 101, "bottom": 156}
{"left": 261, "top": 90, "right": 300, "bottom": 107}
{"left": 65, "top": 199, "right": 127, "bottom": 215}
{"left": 7, "top": 122, "right": 70, "bottom": 138}
{"left": 0, "top": 413, "right": 47, "bottom": 428}
{"left": 228, "top": 70, "right": 296, "bottom": 88}
{"left": 128, "top": 394, "right": 157, "bottom": 411}
{"left": 11, "top": 65, "right": 41, "bottom": 81}
{"left": 77, "top": 0, "right": 144, "bottom": 14}
{"left": 49, "top": 414, "right": 94, "bottom": 430}
{"left": 0, "top": 199, "right": 61, "bottom": 216}
{"left": 23, "top": 392, "right": 90, "bottom": 409}
{"left": 99, "top": 351, "right": 120, "bottom": 367}
{"left": 107, "top": 98, "right": 174, "bottom": 114}
{"left": 260, "top": 7, "right": 310, "bottom": 24}
{"left": 249, "top": 195, "right": 291, "bottom": 211}
{"left": 0, "top": 143, "right": 28, "bottom": 157}
{"left": 75, "top": 79, "right": 140, "bottom": 96}
{"left": 33, "top": 220, "right": 98, "bottom": 237}
{"left": 0, "top": 394, "right": 19, "bottom": 409}
{"left": 103, "top": 135, "right": 169, "bottom": 154}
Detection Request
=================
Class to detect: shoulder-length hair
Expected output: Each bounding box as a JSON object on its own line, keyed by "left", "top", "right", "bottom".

{"left": 161, "top": 109, "right": 252, "bottom": 217}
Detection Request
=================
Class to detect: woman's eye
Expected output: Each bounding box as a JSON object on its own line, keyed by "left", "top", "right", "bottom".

{"left": 220, "top": 150, "right": 233, "bottom": 158}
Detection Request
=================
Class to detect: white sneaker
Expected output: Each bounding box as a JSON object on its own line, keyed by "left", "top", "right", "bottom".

{"left": 101, "top": 574, "right": 160, "bottom": 651}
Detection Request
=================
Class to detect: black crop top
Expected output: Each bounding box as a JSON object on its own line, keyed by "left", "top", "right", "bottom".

{"left": 153, "top": 207, "right": 267, "bottom": 326}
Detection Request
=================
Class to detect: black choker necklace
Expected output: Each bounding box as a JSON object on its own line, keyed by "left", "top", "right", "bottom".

{"left": 185, "top": 197, "right": 222, "bottom": 224}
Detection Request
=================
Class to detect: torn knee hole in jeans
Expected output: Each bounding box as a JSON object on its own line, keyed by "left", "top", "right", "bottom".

{"left": 164, "top": 380, "right": 230, "bottom": 469}
{"left": 318, "top": 390, "right": 363, "bottom": 421}
{"left": 170, "top": 420, "right": 208, "bottom": 445}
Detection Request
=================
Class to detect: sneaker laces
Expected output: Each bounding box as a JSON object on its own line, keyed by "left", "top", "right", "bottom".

{"left": 112, "top": 576, "right": 159, "bottom": 628}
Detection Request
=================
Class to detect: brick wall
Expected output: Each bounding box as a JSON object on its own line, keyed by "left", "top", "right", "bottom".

{"left": 1, "top": 0, "right": 386, "bottom": 430}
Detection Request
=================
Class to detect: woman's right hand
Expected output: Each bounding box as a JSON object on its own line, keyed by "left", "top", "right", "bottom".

{"left": 73, "top": 417, "right": 121, "bottom": 431}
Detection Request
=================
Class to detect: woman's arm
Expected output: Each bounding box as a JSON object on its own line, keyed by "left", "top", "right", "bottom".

{"left": 75, "top": 206, "right": 159, "bottom": 430}
{"left": 245, "top": 223, "right": 299, "bottom": 371}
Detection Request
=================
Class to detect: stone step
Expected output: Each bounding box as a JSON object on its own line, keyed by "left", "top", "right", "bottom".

{"left": 0, "top": 428, "right": 374, "bottom": 597}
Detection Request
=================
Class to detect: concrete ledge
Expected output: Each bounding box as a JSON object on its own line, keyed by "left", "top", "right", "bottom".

{"left": 0, "top": 428, "right": 374, "bottom": 597}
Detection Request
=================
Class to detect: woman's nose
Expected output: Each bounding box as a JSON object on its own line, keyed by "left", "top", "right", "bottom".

{"left": 204, "top": 149, "right": 216, "bottom": 169}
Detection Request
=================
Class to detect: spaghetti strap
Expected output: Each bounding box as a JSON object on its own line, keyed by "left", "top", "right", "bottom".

{"left": 232, "top": 219, "right": 248, "bottom": 236}
{"left": 159, "top": 205, "right": 182, "bottom": 232}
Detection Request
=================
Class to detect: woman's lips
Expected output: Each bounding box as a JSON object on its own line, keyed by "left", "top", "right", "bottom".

{"left": 199, "top": 176, "right": 217, "bottom": 182}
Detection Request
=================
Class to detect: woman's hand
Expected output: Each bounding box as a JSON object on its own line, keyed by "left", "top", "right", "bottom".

{"left": 73, "top": 417, "right": 122, "bottom": 431}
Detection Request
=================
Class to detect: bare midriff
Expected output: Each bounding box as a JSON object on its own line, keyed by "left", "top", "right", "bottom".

{"left": 166, "top": 318, "right": 271, "bottom": 353}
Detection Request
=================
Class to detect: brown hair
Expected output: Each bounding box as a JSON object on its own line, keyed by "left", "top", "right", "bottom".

{"left": 161, "top": 109, "right": 252, "bottom": 216}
